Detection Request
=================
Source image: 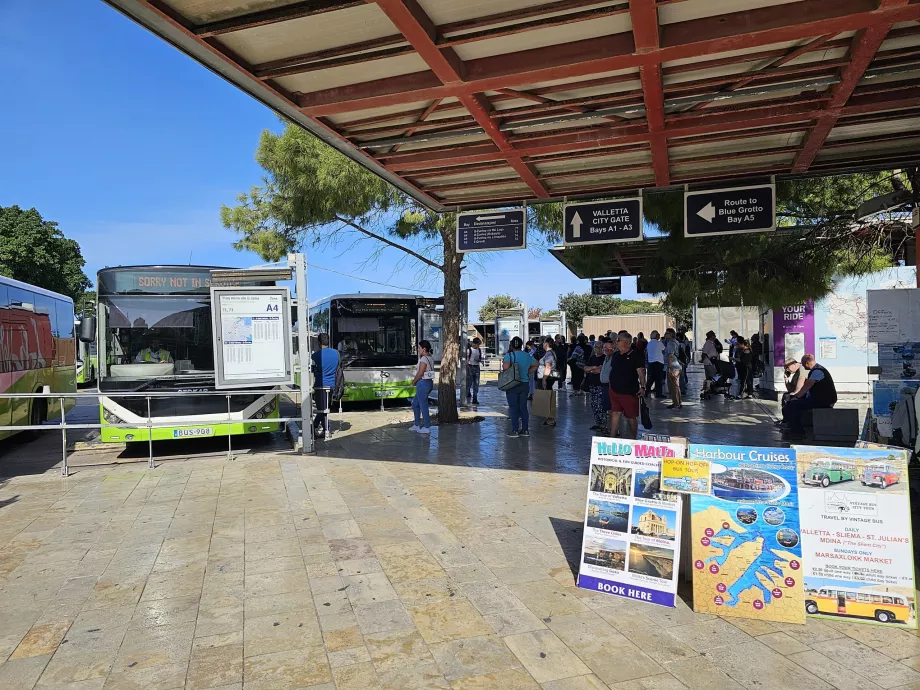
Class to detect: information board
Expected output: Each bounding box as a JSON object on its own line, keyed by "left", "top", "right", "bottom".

{"left": 456, "top": 210, "right": 526, "bottom": 252}
{"left": 211, "top": 287, "right": 294, "bottom": 389}
{"left": 661, "top": 456, "right": 712, "bottom": 496}
{"left": 684, "top": 184, "right": 775, "bottom": 237}
{"left": 577, "top": 438, "right": 685, "bottom": 608}
{"left": 794, "top": 445, "right": 917, "bottom": 628}
{"left": 689, "top": 445, "right": 805, "bottom": 624}
{"left": 868, "top": 288, "right": 920, "bottom": 343}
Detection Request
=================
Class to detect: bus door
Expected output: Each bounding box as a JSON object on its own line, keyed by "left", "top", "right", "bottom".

{"left": 419, "top": 309, "right": 443, "bottom": 363}
{"left": 837, "top": 593, "right": 847, "bottom": 614}
{"left": 0, "top": 285, "right": 10, "bottom": 431}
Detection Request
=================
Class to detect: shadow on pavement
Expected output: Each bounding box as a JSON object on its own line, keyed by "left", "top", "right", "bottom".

{"left": 549, "top": 516, "right": 584, "bottom": 580}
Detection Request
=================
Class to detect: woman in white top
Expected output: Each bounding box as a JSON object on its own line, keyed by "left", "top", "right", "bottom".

{"left": 410, "top": 340, "right": 435, "bottom": 434}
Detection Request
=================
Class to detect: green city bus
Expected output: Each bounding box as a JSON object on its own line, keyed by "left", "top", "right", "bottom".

{"left": 308, "top": 294, "right": 440, "bottom": 402}
{"left": 0, "top": 276, "right": 76, "bottom": 439}
{"left": 94, "top": 265, "right": 281, "bottom": 442}
{"left": 802, "top": 458, "right": 856, "bottom": 487}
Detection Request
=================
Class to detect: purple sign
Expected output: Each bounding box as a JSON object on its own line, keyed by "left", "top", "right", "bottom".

{"left": 773, "top": 300, "right": 815, "bottom": 367}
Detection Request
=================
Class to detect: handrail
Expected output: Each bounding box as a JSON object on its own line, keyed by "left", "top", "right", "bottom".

{"left": 0, "top": 388, "right": 315, "bottom": 477}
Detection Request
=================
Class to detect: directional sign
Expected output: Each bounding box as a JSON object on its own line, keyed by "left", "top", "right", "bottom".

{"left": 684, "top": 184, "right": 775, "bottom": 238}
{"left": 563, "top": 198, "right": 643, "bottom": 246}
{"left": 456, "top": 209, "right": 526, "bottom": 253}
{"left": 591, "top": 278, "right": 622, "bottom": 296}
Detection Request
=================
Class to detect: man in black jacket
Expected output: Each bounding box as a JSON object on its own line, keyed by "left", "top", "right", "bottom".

{"left": 781, "top": 354, "right": 838, "bottom": 433}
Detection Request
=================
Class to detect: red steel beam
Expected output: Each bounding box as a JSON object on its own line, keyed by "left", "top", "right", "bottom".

{"left": 194, "top": 0, "right": 364, "bottom": 37}
{"left": 374, "top": 0, "right": 550, "bottom": 198}
{"left": 390, "top": 97, "right": 444, "bottom": 153}
{"left": 792, "top": 9, "right": 899, "bottom": 173}
{"left": 301, "top": 0, "right": 920, "bottom": 115}
{"left": 631, "top": 0, "right": 669, "bottom": 186}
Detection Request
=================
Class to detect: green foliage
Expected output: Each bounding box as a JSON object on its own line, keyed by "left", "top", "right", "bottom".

{"left": 477, "top": 294, "right": 521, "bottom": 322}
{"left": 0, "top": 206, "right": 91, "bottom": 300}
{"left": 558, "top": 292, "right": 658, "bottom": 328}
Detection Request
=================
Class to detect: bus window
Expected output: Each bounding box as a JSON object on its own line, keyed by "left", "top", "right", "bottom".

{"left": 872, "top": 595, "right": 882, "bottom": 603}
{"left": 824, "top": 589, "right": 834, "bottom": 597}
{"left": 846, "top": 591, "right": 857, "bottom": 601}
{"left": 858, "top": 594, "right": 871, "bottom": 602}
{"left": 883, "top": 596, "right": 893, "bottom": 604}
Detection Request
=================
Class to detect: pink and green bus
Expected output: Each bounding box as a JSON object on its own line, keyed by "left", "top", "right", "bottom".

{"left": 0, "top": 276, "right": 77, "bottom": 439}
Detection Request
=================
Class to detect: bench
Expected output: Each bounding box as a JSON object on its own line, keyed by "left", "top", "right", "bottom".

{"left": 802, "top": 408, "right": 859, "bottom": 444}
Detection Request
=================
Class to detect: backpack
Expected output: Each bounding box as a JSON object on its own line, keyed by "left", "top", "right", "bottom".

{"left": 713, "top": 339, "right": 724, "bottom": 354}
{"left": 332, "top": 361, "right": 346, "bottom": 402}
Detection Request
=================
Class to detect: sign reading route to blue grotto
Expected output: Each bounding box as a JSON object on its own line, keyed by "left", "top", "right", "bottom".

{"left": 689, "top": 445, "right": 805, "bottom": 623}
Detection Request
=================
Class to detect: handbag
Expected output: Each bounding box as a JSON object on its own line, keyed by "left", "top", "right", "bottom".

{"left": 532, "top": 388, "right": 557, "bottom": 418}
{"left": 498, "top": 352, "right": 526, "bottom": 391}
{"left": 640, "top": 398, "right": 653, "bottom": 429}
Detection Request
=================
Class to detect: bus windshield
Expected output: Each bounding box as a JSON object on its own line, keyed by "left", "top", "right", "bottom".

{"left": 332, "top": 299, "right": 414, "bottom": 360}
{"left": 100, "top": 295, "right": 214, "bottom": 381}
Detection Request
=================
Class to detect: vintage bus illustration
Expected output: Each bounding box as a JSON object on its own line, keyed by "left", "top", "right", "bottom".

{"left": 801, "top": 458, "right": 856, "bottom": 488}
{"left": 861, "top": 461, "right": 901, "bottom": 489}
{"left": 805, "top": 587, "right": 911, "bottom": 624}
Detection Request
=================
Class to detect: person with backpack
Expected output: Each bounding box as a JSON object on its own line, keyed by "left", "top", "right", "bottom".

{"left": 311, "top": 333, "right": 339, "bottom": 438}
{"left": 409, "top": 340, "right": 436, "bottom": 435}
{"left": 501, "top": 337, "right": 537, "bottom": 437}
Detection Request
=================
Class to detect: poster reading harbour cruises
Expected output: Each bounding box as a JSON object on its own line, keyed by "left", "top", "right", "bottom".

{"left": 577, "top": 438, "right": 685, "bottom": 608}
{"left": 689, "top": 445, "right": 805, "bottom": 624}
{"left": 794, "top": 445, "right": 917, "bottom": 628}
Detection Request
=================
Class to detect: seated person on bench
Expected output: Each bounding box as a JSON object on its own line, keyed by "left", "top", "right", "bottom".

{"left": 780, "top": 354, "right": 837, "bottom": 433}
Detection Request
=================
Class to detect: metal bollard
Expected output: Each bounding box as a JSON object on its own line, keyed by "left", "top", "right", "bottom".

{"left": 60, "top": 397, "right": 68, "bottom": 477}
{"left": 147, "top": 396, "right": 154, "bottom": 470}
{"left": 226, "top": 395, "right": 233, "bottom": 461}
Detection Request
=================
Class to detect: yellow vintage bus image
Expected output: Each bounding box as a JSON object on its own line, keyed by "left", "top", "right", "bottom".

{"left": 805, "top": 587, "right": 911, "bottom": 624}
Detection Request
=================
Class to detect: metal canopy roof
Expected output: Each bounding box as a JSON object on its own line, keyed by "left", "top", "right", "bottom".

{"left": 104, "top": 0, "right": 920, "bottom": 212}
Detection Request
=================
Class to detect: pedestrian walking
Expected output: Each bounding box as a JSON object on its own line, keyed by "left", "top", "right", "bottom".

{"left": 645, "top": 330, "right": 665, "bottom": 398}
{"left": 502, "top": 337, "right": 537, "bottom": 437}
{"left": 554, "top": 334, "right": 568, "bottom": 393}
{"left": 584, "top": 340, "right": 608, "bottom": 433}
{"left": 409, "top": 340, "right": 435, "bottom": 434}
{"left": 608, "top": 332, "right": 646, "bottom": 439}
{"left": 665, "top": 330, "right": 683, "bottom": 409}
{"left": 466, "top": 337, "right": 484, "bottom": 405}
{"left": 539, "top": 337, "right": 559, "bottom": 426}
{"left": 311, "top": 332, "right": 339, "bottom": 438}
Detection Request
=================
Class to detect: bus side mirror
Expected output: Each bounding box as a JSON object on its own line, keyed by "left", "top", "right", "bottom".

{"left": 79, "top": 316, "right": 96, "bottom": 343}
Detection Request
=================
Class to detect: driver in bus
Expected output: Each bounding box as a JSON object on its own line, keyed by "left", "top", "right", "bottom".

{"left": 135, "top": 341, "right": 174, "bottom": 364}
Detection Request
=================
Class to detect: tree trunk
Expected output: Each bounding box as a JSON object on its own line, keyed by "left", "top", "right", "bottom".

{"left": 438, "top": 230, "right": 463, "bottom": 424}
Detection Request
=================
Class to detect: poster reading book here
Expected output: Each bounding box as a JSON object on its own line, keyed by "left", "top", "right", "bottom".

{"left": 794, "top": 445, "right": 917, "bottom": 628}
{"left": 577, "top": 437, "right": 685, "bottom": 608}
{"left": 689, "top": 445, "right": 805, "bottom": 624}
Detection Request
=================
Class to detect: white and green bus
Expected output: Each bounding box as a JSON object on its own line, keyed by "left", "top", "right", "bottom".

{"left": 95, "top": 265, "right": 281, "bottom": 443}
{"left": 0, "top": 276, "right": 77, "bottom": 440}
{"left": 309, "top": 294, "right": 441, "bottom": 402}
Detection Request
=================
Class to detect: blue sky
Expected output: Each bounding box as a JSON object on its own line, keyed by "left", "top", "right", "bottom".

{"left": 0, "top": 0, "right": 642, "bottom": 315}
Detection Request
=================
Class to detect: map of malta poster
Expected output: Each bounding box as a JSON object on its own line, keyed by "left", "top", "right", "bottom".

{"left": 577, "top": 438, "right": 685, "bottom": 608}
{"left": 794, "top": 445, "right": 917, "bottom": 628}
{"left": 689, "top": 445, "right": 805, "bottom": 623}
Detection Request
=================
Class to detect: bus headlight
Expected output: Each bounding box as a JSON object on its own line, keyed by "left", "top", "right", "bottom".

{"left": 260, "top": 400, "right": 276, "bottom": 415}
{"left": 103, "top": 410, "right": 124, "bottom": 424}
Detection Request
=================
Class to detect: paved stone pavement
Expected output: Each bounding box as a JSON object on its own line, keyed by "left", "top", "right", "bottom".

{"left": 0, "top": 377, "right": 916, "bottom": 689}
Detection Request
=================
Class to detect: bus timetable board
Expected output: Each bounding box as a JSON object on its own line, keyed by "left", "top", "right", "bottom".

{"left": 212, "top": 287, "right": 294, "bottom": 389}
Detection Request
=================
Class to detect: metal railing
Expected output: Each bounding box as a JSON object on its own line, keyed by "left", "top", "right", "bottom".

{"left": 0, "top": 388, "right": 316, "bottom": 477}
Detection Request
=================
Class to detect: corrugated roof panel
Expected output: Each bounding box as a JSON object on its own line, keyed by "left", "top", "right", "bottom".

{"left": 532, "top": 78, "right": 642, "bottom": 102}
{"left": 417, "top": 0, "right": 568, "bottom": 26}
{"left": 533, "top": 149, "right": 653, "bottom": 174}
{"left": 385, "top": 133, "right": 493, "bottom": 152}
{"left": 658, "top": 0, "right": 806, "bottom": 25}
{"left": 165, "top": 0, "right": 299, "bottom": 23}
{"left": 274, "top": 54, "right": 430, "bottom": 94}
{"left": 880, "top": 30, "right": 920, "bottom": 52}
{"left": 671, "top": 151, "right": 794, "bottom": 177}
{"left": 544, "top": 169, "right": 655, "bottom": 192}
{"left": 437, "top": 181, "right": 533, "bottom": 198}
{"left": 514, "top": 68, "right": 639, "bottom": 92}
{"left": 663, "top": 40, "right": 803, "bottom": 68}
{"left": 416, "top": 166, "right": 518, "bottom": 185}
{"left": 669, "top": 131, "right": 805, "bottom": 159}
{"left": 827, "top": 117, "right": 920, "bottom": 141}
{"left": 327, "top": 100, "right": 445, "bottom": 126}
{"left": 218, "top": 4, "right": 397, "bottom": 64}
{"left": 814, "top": 136, "right": 920, "bottom": 162}
{"left": 453, "top": 19, "right": 632, "bottom": 61}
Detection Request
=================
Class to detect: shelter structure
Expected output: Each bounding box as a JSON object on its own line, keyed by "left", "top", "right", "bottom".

{"left": 104, "top": 0, "right": 920, "bottom": 212}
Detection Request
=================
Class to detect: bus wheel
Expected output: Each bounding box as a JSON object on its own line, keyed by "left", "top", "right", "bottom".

{"left": 805, "top": 601, "right": 818, "bottom": 615}
{"left": 875, "top": 610, "right": 893, "bottom": 623}
{"left": 27, "top": 399, "right": 46, "bottom": 441}
{"left": 821, "top": 477, "right": 830, "bottom": 488}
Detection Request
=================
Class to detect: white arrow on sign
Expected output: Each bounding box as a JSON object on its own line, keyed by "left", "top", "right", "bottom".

{"left": 571, "top": 211, "right": 583, "bottom": 238}
{"left": 476, "top": 214, "right": 505, "bottom": 221}
{"left": 697, "top": 202, "right": 716, "bottom": 223}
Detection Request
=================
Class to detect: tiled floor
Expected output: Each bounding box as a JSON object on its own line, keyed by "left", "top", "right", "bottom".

{"left": 0, "top": 378, "right": 916, "bottom": 689}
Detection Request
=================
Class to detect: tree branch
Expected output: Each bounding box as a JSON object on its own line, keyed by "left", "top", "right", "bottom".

{"left": 333, "top": 215, "right": 443, "bottom": 271}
